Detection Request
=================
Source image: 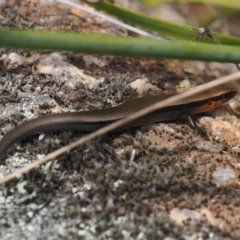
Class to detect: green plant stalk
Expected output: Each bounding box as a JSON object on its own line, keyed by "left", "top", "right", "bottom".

{"left": 141, "top": 0, "right": 238, "bottom": 27}
{"left": 1, "top": 29, "right": 240, "bottom": 63}
{"left": 90, "top": 1, "right": 240, "bottom": 45}
{"left": 140, "top": 0, "right": 240, "bottom": 9}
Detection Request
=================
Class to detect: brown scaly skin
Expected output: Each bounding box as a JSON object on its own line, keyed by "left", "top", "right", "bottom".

{"left": 0, "top": 86, "right": 236, "bottom": 160}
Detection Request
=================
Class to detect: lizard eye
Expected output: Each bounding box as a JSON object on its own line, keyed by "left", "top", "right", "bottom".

{"left": 223, "top": 93, "right": 229, "bottom": 99}
{"left": 223, "top": 91, "right": 236, "bottom": 100}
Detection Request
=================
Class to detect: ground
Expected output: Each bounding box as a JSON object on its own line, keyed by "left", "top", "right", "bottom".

{"left": 0, "top": 0, "right": 240, "bottom": 239}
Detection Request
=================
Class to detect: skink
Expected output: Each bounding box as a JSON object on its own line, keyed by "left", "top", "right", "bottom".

{"left": 0, "top": 86, "right": 237, "bottom": 160}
